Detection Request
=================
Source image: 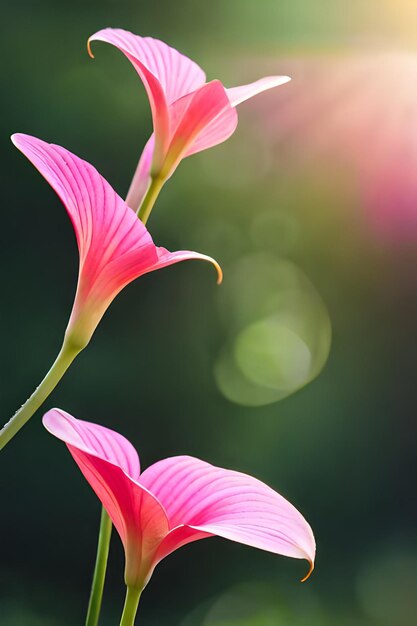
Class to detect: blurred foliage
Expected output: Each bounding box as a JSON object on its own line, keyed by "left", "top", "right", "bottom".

{"left": 1, "top": 1, "right": 417, "bottom": 625}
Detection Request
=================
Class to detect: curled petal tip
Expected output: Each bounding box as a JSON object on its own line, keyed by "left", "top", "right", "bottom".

{"left": 194, "top": 254, "right": 224, "bottom": 284}
{"left": 87, "top": 38, "right": 95, "bottom": 59}
{"left": 214, "top": 259, "right": 223, "bottom": 285}
{"left": 300, "top": 560, "right": 314, "bottom": 583}
{"left": 205, "top": 256, "right": 223, "bottom": 284}
{"left": 188, "top": 252, "right": 223, "bottom": 284}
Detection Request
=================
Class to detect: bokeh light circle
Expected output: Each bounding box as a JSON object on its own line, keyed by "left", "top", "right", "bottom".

{"left": 215, "top": 254, "right": 331, "bottom": 406}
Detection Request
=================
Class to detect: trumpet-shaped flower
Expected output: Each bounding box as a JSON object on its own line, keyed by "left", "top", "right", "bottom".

{"left": 43, "top": 409, "right": 315, "bottom": 591}
{"left": 11, "top": 134, "right": 221, "bottom": 349}
{"left": 88, "top": 28, "right": 291, "bottom": 213}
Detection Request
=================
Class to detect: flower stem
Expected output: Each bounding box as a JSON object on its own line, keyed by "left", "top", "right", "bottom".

{"left": 136, "top": 176, "right": 164, "bottom": 225}
{"left": 0, "top": 339, "right": 80, "bottom": 450}
{"left": 119, "top": 586, "right": 142, "bottom": 626}
{"left": 84, "top": 186, "right": 156, "bottom": 625}
{"left": 85, "top": 508, "right": 113, "bottom": 626}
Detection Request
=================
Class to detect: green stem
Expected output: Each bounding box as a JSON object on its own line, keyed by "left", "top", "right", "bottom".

{"left": 0, "top": 339, "right": 80, "bottom": 450}
{"left": 85, "top": 508, "right": 113, "bottom": 626}
{"left": 136, "top": 176, "right": 165, "bottom": 225}
{"left": 119, "top": 586, "right": 142, "bottom": 626}
{"left": 83, "top": 170, "right": 161, "bottom": 625}
{"left": 83, "top": 181, "right": 158, "bottom": 626}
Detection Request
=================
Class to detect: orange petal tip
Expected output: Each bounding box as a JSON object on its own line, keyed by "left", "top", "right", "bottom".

{"left": 214, "top": 260, "right": 223, "bottom": 285}
{"left": 87, "top": 38, "right": 95, "bottom": 59}
{"left": 300, "top": 560, "right": 314, "bottom": 583}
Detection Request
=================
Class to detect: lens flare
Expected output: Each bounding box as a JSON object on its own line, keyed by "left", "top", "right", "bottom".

{"left": 248, "top": 50, "right": 417, "bottom": 244}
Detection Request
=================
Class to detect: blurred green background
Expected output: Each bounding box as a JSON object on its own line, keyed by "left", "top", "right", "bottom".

{"left": 1, "top": 1, "right": 417, "bottom": 624}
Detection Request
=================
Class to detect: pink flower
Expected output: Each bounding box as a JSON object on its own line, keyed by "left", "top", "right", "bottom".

{"left": 11, "top": 134, "right": 221, "bottom": 349}
{"left": 88, "top": 28, "right": 291, "bottom": 212}
{"left": 43, "top": 408, "right": 315, "bottom": 591}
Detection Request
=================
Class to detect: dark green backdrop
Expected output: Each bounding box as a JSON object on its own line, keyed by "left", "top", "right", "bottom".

{"left": 1, "top": 1, "right": 416, "bottom": 624}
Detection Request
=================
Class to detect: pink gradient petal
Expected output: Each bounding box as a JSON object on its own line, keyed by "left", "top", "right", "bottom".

{"left": 12, "top": 134, "right": 221, "bottom": 342}
{"left": 141, "top": 456, "right": 315, "bottom": 576}
{"left": 125, "top": 135, "right": 155, "bottom": 210}
{"left": 11, "top": 133, "right": 155, "bottom": 313}
{"left": 43, "top": 408, "right": 140, "bottom": 477}
{"left": 185, "top": 77, "right": 291, "bottom": 158}
{"left": 130, "top": 86, "right": 238, "bottom": 188}
{"left": 153, "top": 525, "right": 213, "bottom": 563}
{"left": 88, "top": 29, "right": 289, "bottom": 188}
{"left": 44, "top": 412, "right": 314, "bottom": 586}
{"left": 226, "top": 75, "right": 291, "bottom": 107}
{"left": 88, "top": 28, "right": 206, "bottom": 170}
{"left": 184, "top": 104, "right": 238, "bottom": 157}
{"left": 155, "top": 248, "right": 223, "bottom": 284}
{"left": 89, "top": 28, "right": 206, "bottom": 105}
{"left": 162, "top": 80, "right": 237, "bottom": 177}
{"left": 43, "top": 409, "right": 169, "bottom": 587}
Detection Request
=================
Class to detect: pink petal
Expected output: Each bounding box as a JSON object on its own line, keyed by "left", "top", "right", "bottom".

{"left": 227, "top": 76, "right": 291, "bottom": 107}
{"left": 131, "top": 87, "right": 238, "bottom": 189}
{"left": 43, "top": 409, "right": 169, "bottom": 587}
{"left": 153, "top": 525, "right": 213, "bottom": 564}
{"left": 44, "top": 413, "right": 314, "bottom": 585}
{"left": 43, "top": 408, "right": 140, "bottom": 478}
{"left": 173, "top": 77, "right": 290, "bottom": 161}
{"left": 140, "top": 456, "right": 315, "bottom": 578}
{"left": 12, "top": 134, "right": 221, "bottom": 342}
{"left": 183, "top": 105, "right": 238, "bottom": 157}
{"left": 89, "top": 28, "right": 206, "bottom": 105}
{"left": 161, "top": 80, "right": 238, "bottom": 177}
{"left": 155, "top": 247, "right": 223, "bottom": 284}
{"left": 88, "top": 28, "right": 206, "bottom": 170}
{"left": 12, "top": 133, "right": 154, "bottom": 308}
{"left": 125, "top": 135, "right": 155, "bottom": 211}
